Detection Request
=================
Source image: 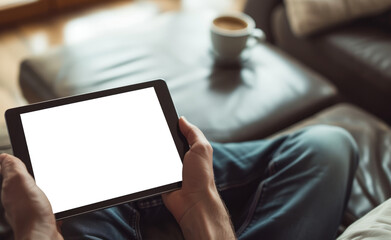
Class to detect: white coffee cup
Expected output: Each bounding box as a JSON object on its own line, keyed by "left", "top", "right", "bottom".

{"left": 210, "top": 12, "right": 265, "bottom": 63}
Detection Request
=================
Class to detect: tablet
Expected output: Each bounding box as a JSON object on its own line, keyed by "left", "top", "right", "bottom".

{"left": 5, "top": 79, "right": 188, "bottom": 220}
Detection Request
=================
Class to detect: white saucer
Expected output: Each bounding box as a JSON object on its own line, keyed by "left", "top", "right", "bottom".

{"left": 209, "top": 48, "right": 252, "bottom": 66}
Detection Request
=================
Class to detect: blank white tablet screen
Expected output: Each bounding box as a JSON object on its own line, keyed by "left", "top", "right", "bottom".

{"left": 20, "top": 87, "right": 183, "bottom": 214}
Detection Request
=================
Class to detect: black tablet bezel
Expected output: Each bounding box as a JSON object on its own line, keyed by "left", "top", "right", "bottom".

{"left": 5, "top": 79, "right": 188, "bottom": 220}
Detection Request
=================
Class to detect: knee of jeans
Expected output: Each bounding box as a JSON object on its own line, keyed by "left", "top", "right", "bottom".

{"left": 295, "top": 125, "right": 359, "bottom": 177}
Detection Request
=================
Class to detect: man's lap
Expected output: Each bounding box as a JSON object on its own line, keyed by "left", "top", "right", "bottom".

{"left": 216, "top": 126, "right": 358, "bottom": 239}
{"left": 61, "top": 125, "right": 358, "bottom": 240}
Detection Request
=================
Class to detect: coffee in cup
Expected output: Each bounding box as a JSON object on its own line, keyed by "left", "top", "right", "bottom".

{"left": 213, "top": 16, "right": 248, "bottom": 31}
{"left": 210, "top": 13, "right": 265, "bottom": 63}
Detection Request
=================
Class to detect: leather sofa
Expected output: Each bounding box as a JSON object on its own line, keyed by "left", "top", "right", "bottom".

{"left": 245, "top": 0, "right": 391, "bottom": 123}
{"left": 244, "top": 0, "right": 391, "bottom": 232}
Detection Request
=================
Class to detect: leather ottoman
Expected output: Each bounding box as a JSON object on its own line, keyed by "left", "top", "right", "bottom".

{"left": 19, "top": 11, "right": 337, "bottom": 143}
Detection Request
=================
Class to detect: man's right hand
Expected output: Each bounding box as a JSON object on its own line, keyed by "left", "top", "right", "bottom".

{"left": 162, "top": 117, "right": 236, "bottom": 240}
{"left": 0, "top": 153, "right": 63, "bottom": 240}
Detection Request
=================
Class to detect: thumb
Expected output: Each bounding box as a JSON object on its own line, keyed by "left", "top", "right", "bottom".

{"left": 0, "top": 153, "right": 30, "bottom": 180}
{"left": 179, "top": 117, "right": 208, "bottom": 147}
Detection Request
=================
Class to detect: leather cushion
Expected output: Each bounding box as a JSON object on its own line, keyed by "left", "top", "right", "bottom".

{"left": 320, "top": 24, "right": 391, "bottom": 91}
{"left": 19, "top": 11, "right": 337, "bottom": 143}
{"left": 274, "top": 6, "right": 391, "bottom": 91}
{"left": 272, "top": 5, "right": 391, "bottom": 122}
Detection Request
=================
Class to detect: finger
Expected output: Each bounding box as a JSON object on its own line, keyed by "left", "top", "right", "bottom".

{"left": 179, "top": 117, "right": 208, "bottom": 146}
{"left": 0, "top": 153, "right": 29, "bottom": 179}
{"left": 0, "top": 153, "right": 7, "bottom": 163}
{"left": 56, "top": 220, "right": 63, "bottom": 233}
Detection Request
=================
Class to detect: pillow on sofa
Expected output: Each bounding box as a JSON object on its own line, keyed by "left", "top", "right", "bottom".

{"left": 285, "top": 0, "right": 391, "bottom": 37}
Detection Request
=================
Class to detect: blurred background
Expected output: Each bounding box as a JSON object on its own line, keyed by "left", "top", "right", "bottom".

{"left": 0, "top": 0, "right": 246, "bottom": 145}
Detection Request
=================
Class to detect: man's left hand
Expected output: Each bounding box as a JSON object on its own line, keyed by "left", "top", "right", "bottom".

{"left": 0, "top": 153, "right": 63, "bottom": 240}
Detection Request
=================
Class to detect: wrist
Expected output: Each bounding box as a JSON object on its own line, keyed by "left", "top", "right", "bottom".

{"left": 179, "top": 188, "right": 236, "bottom": 240}
{"left": 13, "top": 218, "right": 63, "bottom": 240}
{"left": 16, "top": 228, "right": 63, "bottom": 240}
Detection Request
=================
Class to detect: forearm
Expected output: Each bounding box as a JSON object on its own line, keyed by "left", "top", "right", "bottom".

{"left": 179, "top": 189, "right": 236, "bottom": 240}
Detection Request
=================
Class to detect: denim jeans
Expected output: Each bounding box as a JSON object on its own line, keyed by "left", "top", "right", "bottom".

{"left": 61, "top": 125, "right": 359, "bottom": 240}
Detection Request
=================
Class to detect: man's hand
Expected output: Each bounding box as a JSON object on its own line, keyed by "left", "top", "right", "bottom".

{"left": 162, "top": 117, "right": 236, "bottom": 239}
{"left": 0, "top": 153, "right": 63, "bottom": 240}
